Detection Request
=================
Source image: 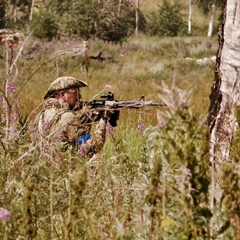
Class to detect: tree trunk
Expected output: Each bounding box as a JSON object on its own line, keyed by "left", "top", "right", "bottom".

{"left": 118, "top": 0, "right": 122, "bottom": 14}
{"left": 29, "top": 0, "right": 35, "bottom": 22}
{"left": 207, "top": 0, "right": 240, "bottom": 236}
{"left": 207, "top": 2, "right": 216, "bottom": 37}
{"left": 135, "top": 0, "right": 139, "bottom": 35}
{"left": 188, "top": 0, "right": 193, "bottom": 35}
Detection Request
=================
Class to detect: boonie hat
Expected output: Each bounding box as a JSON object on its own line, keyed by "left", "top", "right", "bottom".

{"left": 44, "top": 76, "right": 88, "bottom": 99}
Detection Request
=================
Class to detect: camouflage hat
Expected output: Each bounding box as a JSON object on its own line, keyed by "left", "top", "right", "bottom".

{"left": 44, "top": 76, "right": 88, "bottom": 99}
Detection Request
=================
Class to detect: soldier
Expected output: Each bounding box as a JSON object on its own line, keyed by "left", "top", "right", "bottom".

{"left": 37, "top": 76, "right": 111, "bottom": 157}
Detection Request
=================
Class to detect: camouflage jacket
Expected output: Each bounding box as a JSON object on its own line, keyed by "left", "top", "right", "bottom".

{"left": 37, "top": 98, "right": 106, "bottom": 157}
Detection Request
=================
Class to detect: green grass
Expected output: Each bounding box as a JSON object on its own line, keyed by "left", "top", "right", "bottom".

{"left": 3, "top": 21, "right": 240, "bottom": 239}
{"left": 12, "top": 34, "right": 218, "bottom": 121}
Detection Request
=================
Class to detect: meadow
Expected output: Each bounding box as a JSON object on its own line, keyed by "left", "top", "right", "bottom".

{"left": 17, "top": 34, "right": 218, "bottom": 121}
{"left": 2, "top": 17, "right": 240, "bottom": 238}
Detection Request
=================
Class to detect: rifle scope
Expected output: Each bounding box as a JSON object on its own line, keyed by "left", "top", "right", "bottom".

{"left": 100, "top": 92, "right": 114, "bottom": 101}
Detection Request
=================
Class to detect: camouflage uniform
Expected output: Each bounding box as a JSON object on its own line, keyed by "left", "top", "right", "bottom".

{"left": 37, "top": 76, "right": 106, "bottom": 157}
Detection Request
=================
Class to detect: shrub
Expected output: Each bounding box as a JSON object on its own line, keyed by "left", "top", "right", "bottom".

{"left": 30, "top": 6, "right": 59, "bottom": 41}
{"left": 61, "top": 0, "right": 146, "bottom": 43}
{"left": 147, "top": 0, "right": 187, "bottom": 37}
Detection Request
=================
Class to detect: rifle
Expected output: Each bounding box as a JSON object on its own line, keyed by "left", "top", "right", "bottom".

{"left": 80, "top": 92, "right": 167, "bottom": 127}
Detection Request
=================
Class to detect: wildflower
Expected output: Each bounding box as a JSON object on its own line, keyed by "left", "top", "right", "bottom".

{"left": 60, "top": 192, "right": 67, "bottom": 199}
{"left": 97, "top": 224, "right": 104, "bottom": 229}
{"left": 9, "top": 126, "right": 20, "bottom": 140}
{"left": 29, "top": 124, "right": 38, "bottom": 131}
{"left": 0, "top": 96, "right": 3, "bottom": 103}
{"left": 10, "top": 113, "right": 18, "bottom": 121}
{"left": 138, "top": 123, "right": 146, "bottom": 131}
{"left": 42, "top": 121, "right": 51, "bottom": 130}
{"left": 78, "top": 145, "right": 88, "bottom": 157}
{"left": 173, "top": 99, "right": 188, "bottom": 109}
{"left": 0, "top": 208, "right": 12, "bottom": 223}
{"left": 158, "top": 120, "right": 168, "bottom": 128}
{"left": 175, "top": 166, "right": 192, "bottom": 183}
{"left": 180, "top": 166, "right": 192, "bottom": 180}
{"left": 7, "top": 82, "right": 16, "bottom": 92}
{"left": 55, "top": 135, "right": 63, "bottom": 142}
{"left": 106, "top": 124, "right": 114, "bottom": 133}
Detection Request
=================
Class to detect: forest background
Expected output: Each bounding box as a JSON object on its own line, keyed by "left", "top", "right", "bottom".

{"left": 2, "top": 0, "right": 239, "bottom": 239}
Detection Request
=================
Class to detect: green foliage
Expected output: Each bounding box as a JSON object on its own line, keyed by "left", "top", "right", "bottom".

{"left": 0, "top": 89, "right": 215, "bottom": 239}
{"left": 62, "top": 0, "right": 146, "bottom": 43}
{"left": 0, "top": 0, "right": 6, "bottom": 28}
{"left": 30, "top": 6, "right": 59, "bottom": 41}
{"left": 0, "top": 19, "right": 239, "bottom": 238}
{"left": 220, "top": 109, "right": 240, "bottom": 236}
{"left": 61, "top": 0, "right": 95, "bottom": 39}
{"left": 145, "top": 87, "right": 211, "bottom": 238}
{"left": 94, "top": 1, "right": 135, "bottom": 43}
{"left": 147, "top": 0, "right": 187, "bottom": 37}
{"left": 195, "top": 0, "right": 226, "bottom": 15}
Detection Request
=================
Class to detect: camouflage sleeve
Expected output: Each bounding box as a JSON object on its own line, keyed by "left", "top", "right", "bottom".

{"left": 58, "top": 110, "right": 106, "bottom": 156}
{"left": 58, "top": 111, "right": 80, "bottom": 145}
{"left": 78, "top": 120, "right": 106, "bottom": 158}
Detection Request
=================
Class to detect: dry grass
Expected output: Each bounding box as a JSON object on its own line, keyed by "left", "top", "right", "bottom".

{"left": 12, "top": 34, "right": 217, "bottom": 124}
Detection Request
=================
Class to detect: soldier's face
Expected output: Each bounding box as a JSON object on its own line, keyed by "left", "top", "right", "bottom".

{"left": 62, "top": 88, "right": 81, "bottom": 109}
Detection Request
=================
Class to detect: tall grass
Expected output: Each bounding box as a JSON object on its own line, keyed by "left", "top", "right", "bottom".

{"left": 2, "top": 33, "right": 240, "bottom": 239}
{"left": 12, "top": 34, "right": 218, "bottom": 119}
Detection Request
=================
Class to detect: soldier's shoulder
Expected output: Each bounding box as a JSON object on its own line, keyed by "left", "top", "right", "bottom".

{"left": 59, "top": 110, "right": 78, "bottom": 125}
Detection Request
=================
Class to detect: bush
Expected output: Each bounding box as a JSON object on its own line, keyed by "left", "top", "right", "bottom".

{"left": 61, "top": 0, "right": 147, "bottom": 43}
{"left": 30, "top": 7, "right": 59, "bottom": 41}
{"left": 147, "top": 0, "right": 187, "bottom": 37}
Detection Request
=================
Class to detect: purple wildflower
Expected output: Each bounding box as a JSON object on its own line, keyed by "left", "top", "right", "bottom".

{"left": 0, "top": 208, "right": 12, "bottom": 223}
{"left": 173, "top": 99, "right": 188, "bottom": 109}
{"left": 7, "top": 82, "right": 16, "bottom": 92}
{"left": 79, "top": 146, "right": 88, "bottom": 157}
{"left": 29, "top": 124, "right": 38, "bottom": 131}
{"left": 175, "top": 166, "right": 192, "bottom": 183}
{"left": 10, "top": 113, "right": 18, "bottom": 121}
{"left": 55, "top": 136, "right": 63, "bottom": 142}
{"left": 42, "top": 121, "right": 51, "bottom": 130}
{"left": 138, "top": 123, "right": 146, "bottom": 131}
{"left": 60, "top": 192, "right": 67, "bottom": 199}
{"left": 158, "top": 120, "right": 168, "bottom": 128}
{"left": 106, "top": 124, "right": 114, "bottom": 133}
{"left": 9, "top": 126, "right": 20, "bottom": 140}
{"left": 180, "top": 166, "right": 192, "bottom": 180}
{"left": 97, "top": 224, "right": 104, "bottom": 229}
{"left": 0, "top": 96, "right": 3, "bottom": 103}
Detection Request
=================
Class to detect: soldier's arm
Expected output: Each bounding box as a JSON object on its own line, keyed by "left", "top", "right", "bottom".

{"left": 78, "top": 119, "right": 106, "bottom": 158}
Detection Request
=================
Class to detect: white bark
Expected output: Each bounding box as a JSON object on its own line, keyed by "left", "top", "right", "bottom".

{"left": 208, "top": 0, "right": 240, "bottom": 237}
{"left": 209, "top": 0, "right": 240, "bottom": 165}
{"left": 188, "top": 0, "right": 193, "bottom": 34}
{"left": 29, "top": 0, "right": 35, "bottom": 22}
{"left": 135, "top": 0, "right": 139, "bottom": 35}
{"left": 207, "top": 3, "right": 216, "bottom": 37}
{"left": 118, "top": 0, "right": 122, "bottom": 14}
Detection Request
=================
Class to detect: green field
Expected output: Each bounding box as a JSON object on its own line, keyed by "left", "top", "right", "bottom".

{"left": 2, "top": 2, "right": 238, "bottom": 239}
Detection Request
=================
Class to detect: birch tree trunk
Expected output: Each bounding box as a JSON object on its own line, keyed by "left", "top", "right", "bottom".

{"left": 135, "top": 0, "right": 139, "bottom": 35}
{"left": 29, "top": 0, "right": 35, "bottom": 22}
{"left": 207, "top": 2, "right": 216, "bottom": 37}
{"left": 118, "top": 0, "right": 122, "bottom": 14}
{"left": 207, "top": 0, "right": 240, "bottom": 237}
{"left": 188, "top": 0, "right": 193, "bottom": 35}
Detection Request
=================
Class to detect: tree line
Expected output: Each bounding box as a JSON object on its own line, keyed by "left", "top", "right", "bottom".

{"left": 0, "top": 0, "right": 226, "bottom": 43}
